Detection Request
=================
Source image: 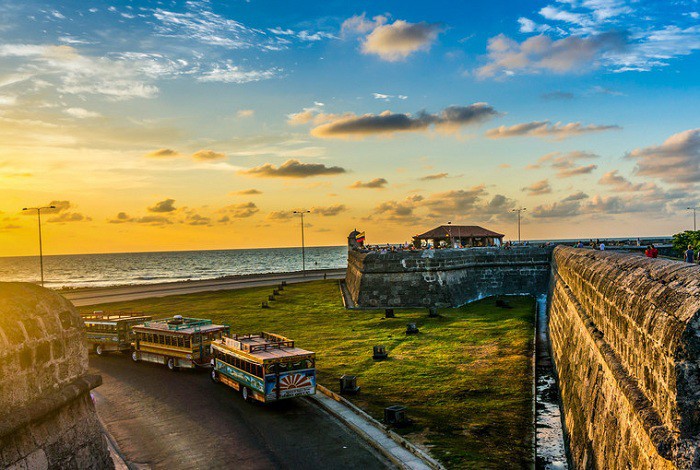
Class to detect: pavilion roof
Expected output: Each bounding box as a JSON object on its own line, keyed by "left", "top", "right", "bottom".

{"left": 413, "top": 225, "right": 504, "bottom": 240}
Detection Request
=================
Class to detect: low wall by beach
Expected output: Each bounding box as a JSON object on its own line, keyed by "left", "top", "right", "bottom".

{"left": 549, "top": 247, "right": 700, "bottom": 469}
{"left": 346, "top": 247, "right": 552, "bottom": 308}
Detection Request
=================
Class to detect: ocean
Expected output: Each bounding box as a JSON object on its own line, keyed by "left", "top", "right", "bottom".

{"left": 0, "top": 246, "right": 348, "bottom": 289}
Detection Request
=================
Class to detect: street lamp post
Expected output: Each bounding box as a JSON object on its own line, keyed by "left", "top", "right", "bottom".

{"left": 22, "top": 205, "right": 55, "bottom": 287}
{"left": 687, "top": 207, "right": 698, "bottom": 231}
{"left": 511, "top": 208, "right": 527, "bottom": 244}
{"left": 293, "top": 210, "right": 311, "bottom": 276}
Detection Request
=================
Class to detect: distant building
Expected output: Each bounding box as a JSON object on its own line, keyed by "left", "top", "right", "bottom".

{"left": 413, "top": 225, "right": 504, "bottom": 248}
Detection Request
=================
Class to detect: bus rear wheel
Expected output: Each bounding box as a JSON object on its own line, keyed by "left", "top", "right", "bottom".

{"left": 211, "top": 370, "right": 219, "bottom": 383}
{"left": 242, "top": 386, "right": 250, "bottom": 401}
{"left": 131, "top": 351, "right": 140, "bottom": 362}
{"left": 167, "top": 357, "right": 177, "bottom": 371}
{"left": 95, "top": 344, "right": 104, "bottom": 356}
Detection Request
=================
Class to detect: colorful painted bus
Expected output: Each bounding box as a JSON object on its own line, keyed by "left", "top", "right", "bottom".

{"left": 211, "top": 332, "right": 316, "bottom": 403}
{"left": 81, "top": 311, "right": 152, "bottom": 355}
{"left": 131, "top": 315, "right": 229, "bottom": 371}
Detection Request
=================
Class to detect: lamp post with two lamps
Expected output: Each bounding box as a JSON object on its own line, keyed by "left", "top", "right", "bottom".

{"left": 22, "top": 205, "right": 55, "bottom": 287}
{"left": 293, "top": 210, "right": 311, "bottom": 276}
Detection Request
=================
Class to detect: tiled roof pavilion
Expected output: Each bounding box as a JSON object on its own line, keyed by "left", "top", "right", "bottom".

{"left": 413, "top": 225, "right": 504, "bottom": 247}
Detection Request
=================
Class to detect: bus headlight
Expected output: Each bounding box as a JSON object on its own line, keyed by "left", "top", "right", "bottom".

{"left": 186, "top": 354, "right": 192, "bottom": 359}
{"left": 112, "top": 337, "right": 118, "bottom": 342}
{"left": 210, "top": 358, "right": 215, "bottom": 366}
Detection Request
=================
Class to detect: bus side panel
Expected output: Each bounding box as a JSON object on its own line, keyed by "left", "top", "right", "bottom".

{"left": 215, "top": 359, "right": 265, "bottom": 394}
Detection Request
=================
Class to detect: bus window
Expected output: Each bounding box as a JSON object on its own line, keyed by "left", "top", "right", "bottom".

{"left": 176, "top": 337, "right": 183, "bottom": 347}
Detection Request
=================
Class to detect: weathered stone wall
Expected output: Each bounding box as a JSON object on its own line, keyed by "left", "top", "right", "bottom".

{"left": 0, "top": 282, "right": 113, "bottom": 469}
{"left": 346, "top": 247, "right": 552, "bottom": 308}
{"left": 549, "top": 247, "right": 700, "bottom": 469}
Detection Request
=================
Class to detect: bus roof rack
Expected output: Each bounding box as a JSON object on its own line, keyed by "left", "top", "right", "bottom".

{"left": 223, "top": 332, "right": 296, "bottom": 353}
{"left": 141, "top": 316, "right": 215, "bottom": 331}
{"left": 80, "top": 311, "right": 151, "bottom": 321}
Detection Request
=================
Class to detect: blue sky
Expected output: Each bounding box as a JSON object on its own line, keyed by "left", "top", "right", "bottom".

{"left": 0, "top": 0, "right": 699, "bottom": 254}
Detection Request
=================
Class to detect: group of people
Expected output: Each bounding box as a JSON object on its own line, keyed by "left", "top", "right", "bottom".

{"left": 645, "top": 245, "right": 659, "bottom": 258}
{"left": 575, "top": 239, "right": 607, "bottom": 251}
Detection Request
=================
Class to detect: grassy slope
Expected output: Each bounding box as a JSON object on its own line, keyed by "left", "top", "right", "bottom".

{"left": 80, "top": 280, "right": 534, "bottom": 469}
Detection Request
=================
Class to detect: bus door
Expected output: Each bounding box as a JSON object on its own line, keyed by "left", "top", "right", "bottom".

{"left": 194, "top": 332, "right": 203, "bottom": 360}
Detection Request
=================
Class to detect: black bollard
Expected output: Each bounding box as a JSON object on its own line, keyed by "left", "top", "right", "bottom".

{"left": 384, "top": 405, "right": 410, "bottom": 427}
{"left": 373, "top": 345, "right": 388, "bottom": 360}
{"left": 339, "top": 375, "right": 360, "bottom": 395}
{"left": 385, "top": 308, "right": 395, "bottom": 318}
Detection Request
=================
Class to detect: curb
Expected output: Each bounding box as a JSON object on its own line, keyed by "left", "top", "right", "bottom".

{"left": 309, "top": 385, "right": 444, "bottom": 470}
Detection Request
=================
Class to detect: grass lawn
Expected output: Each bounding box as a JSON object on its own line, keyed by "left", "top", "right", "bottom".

{"left": 80, "top": 280, "right": 534, "bottom": 469}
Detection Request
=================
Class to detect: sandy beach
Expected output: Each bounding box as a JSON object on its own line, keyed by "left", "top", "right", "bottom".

{"left": 63, "top": 268, "right": 346, "bottom": 307}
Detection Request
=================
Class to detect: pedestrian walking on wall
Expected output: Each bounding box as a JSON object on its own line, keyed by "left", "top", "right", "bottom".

{"left": 685, "top": 245, "right": 695, "bottom": 263}
{"left": 599, "top": 242, "right": 606, "bottom": 251}
{"left": 645, "top": 245, "right": 654, "bottom": 258}
{"left": 650, "top": 244, "right": 658, "bottom": 258}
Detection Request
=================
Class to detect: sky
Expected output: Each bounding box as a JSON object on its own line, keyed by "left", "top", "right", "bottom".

{"left": 0, "top": 0, "right": 699, "bottom": 256}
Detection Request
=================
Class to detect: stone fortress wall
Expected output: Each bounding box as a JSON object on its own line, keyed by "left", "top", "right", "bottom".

{"left": 549, "top": 246, "right": 700, "bottom": 469}
{"left": 0, "top": 283, "right": 113, "bottom": 469}
{"left": 346, "top": 246, "right": 553, "bottom": 308}
{"left": 347, "top": 245, "right": 700, "bottom": 468}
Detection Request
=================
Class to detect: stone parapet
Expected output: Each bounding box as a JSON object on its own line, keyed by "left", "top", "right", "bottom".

{"left": 550, "top": 247, "right": 700, "bottom": 469}
{"left": 0, "top": 282, "right": 113, "bottom": 469}
{"left": 346, "top": 247, "right": 552, "bottom": 308}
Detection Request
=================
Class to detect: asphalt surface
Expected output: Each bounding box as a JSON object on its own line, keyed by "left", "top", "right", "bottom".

{"left": 91, "top": 354, "right": 391, "bottom": 470}
{"left": 65, "top": 269, "right": 346, "bottom": 307}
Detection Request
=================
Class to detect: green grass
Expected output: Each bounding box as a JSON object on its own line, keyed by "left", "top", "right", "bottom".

{"left": 80, "top": 280, "right": 534, "bottom": 469}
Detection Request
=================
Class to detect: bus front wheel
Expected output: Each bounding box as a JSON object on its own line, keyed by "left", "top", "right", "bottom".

{"left": 167, "top": 357, "right": 177, "bottom": 371}
{"left": 95, "top": 344, "right": 104, "bottom": 356}
{"left": 131, "top": 351, "right": 140, "bottom": 362}
{"left": 242, "top": 387, "right": 250, "bottom": 401}
{"left": 211, "top": 370, "right": 219, "bottom": 383}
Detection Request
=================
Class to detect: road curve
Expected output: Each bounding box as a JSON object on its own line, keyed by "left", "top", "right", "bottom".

{"left": 65, "top": 269, "right": 346, "bottom": 307}
{"left": 91, "top": 354, "right": 391, "bottom": 470}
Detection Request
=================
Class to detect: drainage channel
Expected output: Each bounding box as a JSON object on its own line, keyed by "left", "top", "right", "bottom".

{"left": 535, "top": 295, "right": 568, "bottom": 469}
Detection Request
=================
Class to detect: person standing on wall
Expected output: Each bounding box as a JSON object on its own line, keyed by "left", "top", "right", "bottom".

{"left": 684, "top": 245, "right": 695, "bottom": 263}
{"left": 650, "top": 244, "right": 658, "bottom": 258}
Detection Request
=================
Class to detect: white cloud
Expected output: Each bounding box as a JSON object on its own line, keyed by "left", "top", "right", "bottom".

{"left": 476, "top": 32, "right": 626, "bottom": 78}
{"left": 486, "top": 121, "right": 619, "bottom": 139}
{"left": 628, "top": 128, "right": 700, "bottom": 185}
{"left": 65, "top": 107, "right": 101, "bottom": 119}
{"left": 197, "top": 63, "right": 278, "bottom": 83}
{"left": 342, "top": 14, "right": 444, "bottom": 61}
{"left": 482, "top": 1, "right": 700, "bottom": 76}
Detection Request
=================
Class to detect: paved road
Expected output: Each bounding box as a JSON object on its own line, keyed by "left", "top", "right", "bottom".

{"left": 91, "top": 355, "right": 390, "bottom": 470}
{"left": 66, "top": 269, "right": 346, "bottom": 307}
